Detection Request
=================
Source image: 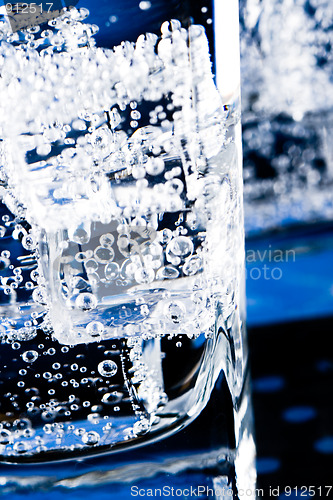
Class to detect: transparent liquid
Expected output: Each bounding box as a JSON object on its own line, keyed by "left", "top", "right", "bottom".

{"left": 0, "top": 7, "right": 246, "bottom": 464}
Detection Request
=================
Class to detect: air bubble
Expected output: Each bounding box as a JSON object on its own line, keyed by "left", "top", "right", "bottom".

{"left": 82, "top": 431, "right": 100, "bottom": 446}
{"left": 86, "top": 321, "right": 104, "bottom": 337}
{"left": 98, "top": 360, "right": 118, "bottom": 377}
{"left": 99, "top": 233, "right": 114, "bottom": 248}
{"left": 22, "top": 235, "right": 35, "bottom": 250}
{"left": 131, "top": 110, "right": 141, "bottom": 120}
{"left": 32, "top": 287, "right": 47, "bottom": 305}
{"left": 22, "top": 350, "right": 38, "bottom": 363}
{"left": 94, "top": 246, "right": 115, "bottom": 263}
{"left": 118, "top": 237, "right": 139, "bottom": 257}
{"left": 105, "top": 262, "right": 120, "bottom": 280}
{"left": 75, "top": 293, "right": 97, "bottom": 311}
{"left": 85, "top": 259, "right": 99, "bottom": 274}
{"left": 89, "top": 127, "right": 113, "bottom": 156}
{"left": 167, "top": 236, "right": 193, "bottom": 258}
{"left": 30, "top": 270, "right": 39, "bottom": 282}
{"left": 132, "top": 166, "right": 146, "bottom": 179}
{"left": 42, "top": 410, "right": 56, "bottom": 421}
{"left": 72, "top": 119, "right": 86, "bottom": 131}
{"left": 156, "top": 266, "right": 179, "bottom": 279}
{"left": 146, "top": 157, "right": 165, "bottom": 175}
{"left": 88, "top": 413, "right": 100, "bottom": 423}
{"left": 0, "top": 430, "right": 11, "bottom": 444}
{"left": 139, "top": 1, "right": 151, "bottom": 10}
{"left": 183, "top": 255, "right": 202, "bottom": 276}
{"left": 69, "top": 223, "right": 91, "bottom": 245}
{"left": 75, "top": 252, "right": 88, "bottom": 262}
{"left": 164, "top": 301, "right": 186, "bottom": 323}
{"left": 135, "top": 267, "right": 155, "bottom": 284}
{"left": 36, "top": 144, "right": 52, "bottom": 156}
{"left": 166, "top": 178, "right": 183, "bottom": 195}
{"left": 13, "top": 441, "right": 30, "bottom": 453}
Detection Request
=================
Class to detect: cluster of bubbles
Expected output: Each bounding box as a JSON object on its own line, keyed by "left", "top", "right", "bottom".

{"left": 0, "top": 333, "right": 166, "bottom": 458}
{"left": 0, "top": 209, "right": 52, "bottom": 344}
{"left": 46, "top": 212, "right": 219, "bottom": 345}
{"left": 0, "top": 10, "right": 226, "bottom": 233}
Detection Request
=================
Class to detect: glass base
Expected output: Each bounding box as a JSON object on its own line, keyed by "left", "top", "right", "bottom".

{"left": 0, "top": 371, "right": 256, "bottom": 499}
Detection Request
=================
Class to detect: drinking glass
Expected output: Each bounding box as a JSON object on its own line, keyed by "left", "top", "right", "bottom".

{"left": 0, "top": 0, "right": 255, "bottom": 496}
{"left": 240, "top": 0, "right": 333, "bottom": 330}
{"left": 240, "top": 0, "right": 333, "bottom": 235}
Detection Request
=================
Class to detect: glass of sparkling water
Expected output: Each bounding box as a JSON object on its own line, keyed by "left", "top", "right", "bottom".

{"left": 0, "top": 0, "right": 255, "bottom": 496}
